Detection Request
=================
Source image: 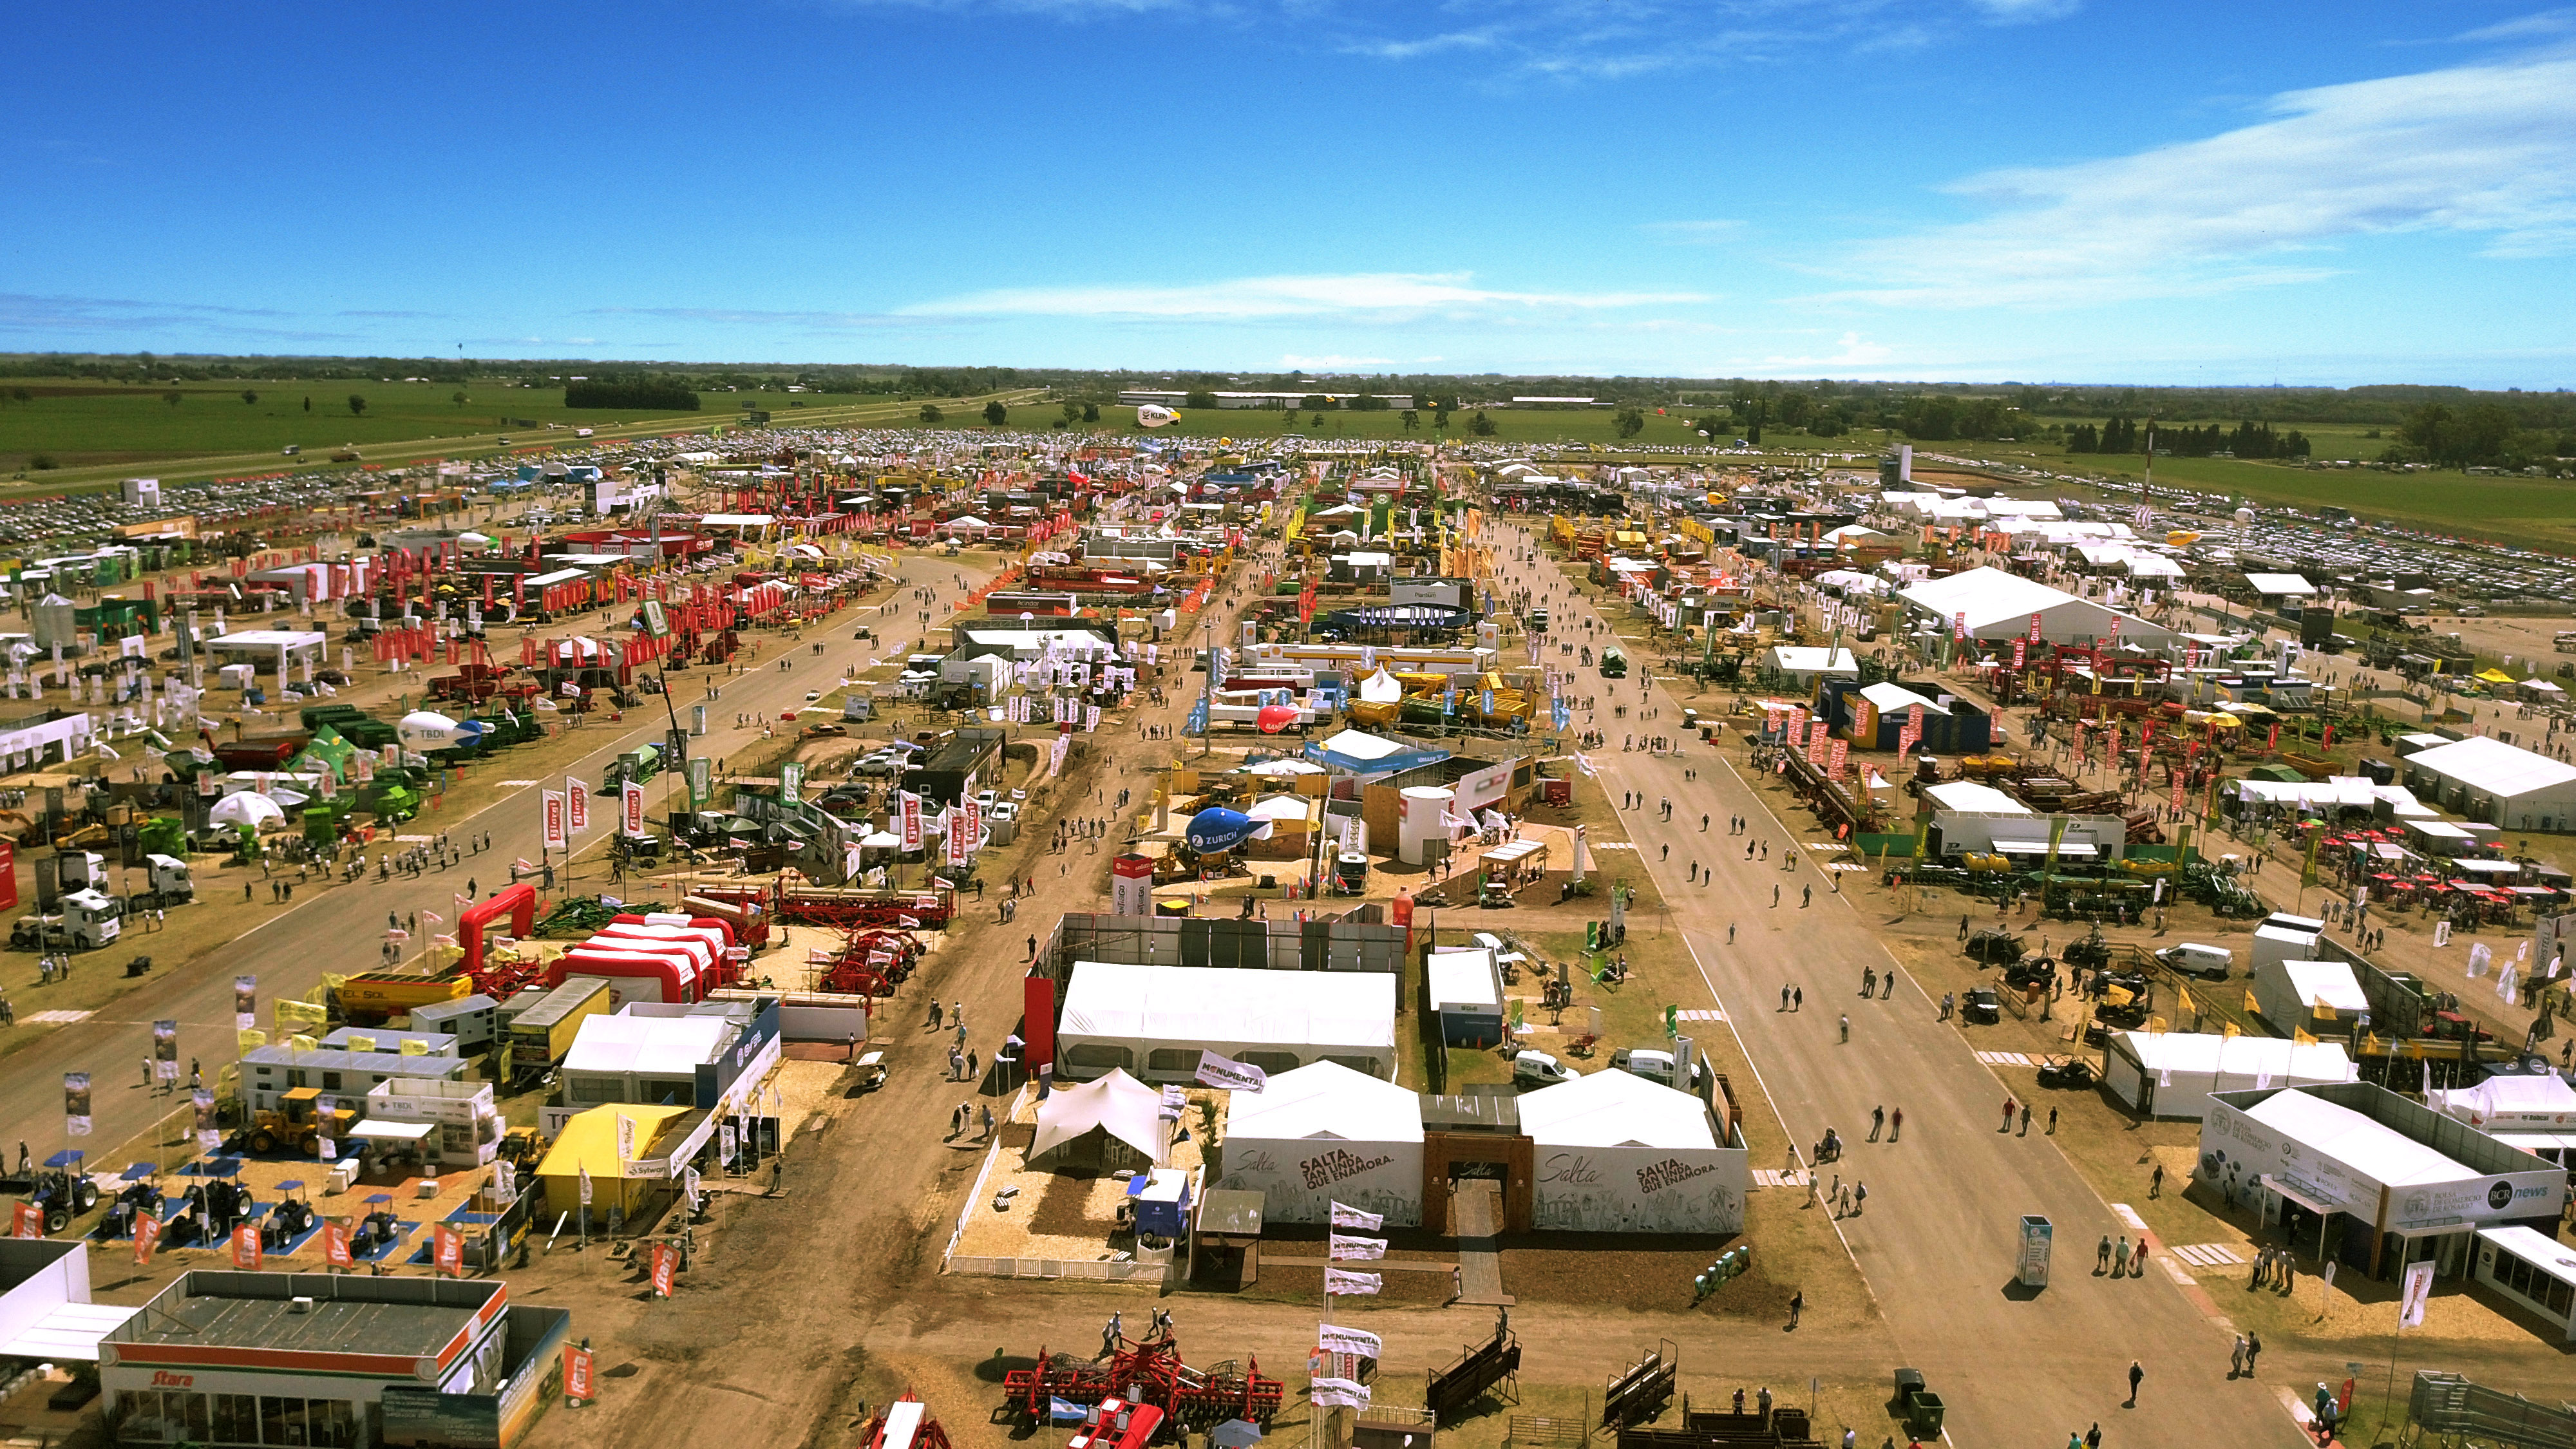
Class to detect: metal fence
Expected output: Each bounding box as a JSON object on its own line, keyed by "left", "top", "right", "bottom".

{"left": 943, "top": 1255, "right": 1168, "bottom": 1284}
{"left": 939, "top": 1084, "right": 1027, "bottom": 1269}
{"left": 2410, "top": 1370, "right": 2576, "bottom": 1449}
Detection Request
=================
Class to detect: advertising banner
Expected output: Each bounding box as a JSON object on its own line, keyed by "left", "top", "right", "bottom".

{"left": 542, "top": 791, "right": 567, "bottom": 851}
{"left": 1316, "top": 1323, "right": 1383, "bottom": 1359}
{"left": 1531, "top": 1144, "right": 1747, "bottom": 1235}
{"left": 1322, "top": 1269, "right": 1381, "bottom": 1296}
{"left": 567, "top": 778, "right": 589, "bottom": 833}
{"left": 623, "top": 782, "right": 647, "bottom": 836}
{"left": 235, "top": 975, "right": 258, "bottom": 1029}
{"left": 564, "top": 1345, "right": 595, "bottom": 1403}
{"left": 650, "top": 1241, "right": 677, "bottom": 1298}
{"left": 63, "top": 1073, "right": 90, "bottom": 1137}
{"left": 1327, "top": 1233, "right": 1386, "bottom": 1261}
{"left": 231, "top": 1222, "right": 261, "bottom": 1270}
{"left": 1194, "top": 1050, "right": 1267, "bottom": 1093}
{"left": 323, "top": 1217, "right": 353, "bottom": 1269}
{"left": 133, "top": 1212, "right": 161, "bottom": 1265}
{"left": 434, "top": 1224, "right": 465, "bottom": 1277}
{"left": 900, "top": 792, "right": 923, "bottom": 851}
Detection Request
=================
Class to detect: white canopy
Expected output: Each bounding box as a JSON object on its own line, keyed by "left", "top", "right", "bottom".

{"left": 1242, "top": 758, "right": 1324, "bottom": 777}
{"left": 207, "top": 792, "right": 286, "bottom": 830}
{"left": 2427, "top": 1073, "right": 2576, "bottom": 1130}
{"left": 1309, "top": 728, "right": 1408, "bottom": 762}
{"left": 1356, "top": 669, "right": 1404, "bottom": 705}
{"left": 1518, "top": 1066, "right": 1714, "bottom": 1150}
{"left": 1224, "top": 1060, "right": 1422, "bottom": 1143}
{"left": 1244, "top": 794, "right": 1312, "bottom": 822}
{"left": 1059, "top": 961, "right": 1396, "bottom": 1072}
{"left": 564, "top": 1014, "right": 730, "bottom": 1075}
{"left": 1029, "top": 1067, "right": 1167, "bottom": 1162}
{"left": 2244, "top": 1089, "right": 2477, "bottom": 1189}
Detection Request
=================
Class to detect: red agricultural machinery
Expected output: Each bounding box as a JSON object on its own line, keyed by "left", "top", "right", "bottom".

{"left": 1003, "top": 1334, "right": 1283, "bottom": 1432}
{"left": 811, "top": 929, "right": 924, "bottom": 998}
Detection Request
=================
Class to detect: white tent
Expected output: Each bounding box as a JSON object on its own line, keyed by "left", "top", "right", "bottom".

{"left": 2427, "top": 1074, "right": 2576, "bottom": 1132}
{"left": 1242, "top": 759, "right": 1324, "bottom": 777}
{"left": 1899, "top": 565, "right": 2174, "bottom": 647}
{"left": 2251, "top": 958, "right": 2369, "bottom": 1029}
{"left": 1028, "top": 1067, "right": 1168, "bottom": 1164}
{"left": 1056, "top": 962, "right": 1396, "bottom": 1083}
{"left": 2102, "top": 1032, "right": 2358, "bottom": 1120}
{"left": 1356, "top": 670, "right": 1404, "bottom": 705}
{"left": 1520, "top": 1068, "right": 1714, "bottom": 1150}
{"left": 1213, "top": 1061, "right": 1423, "bottom": 1226}
{"left": 207, "top": 792, "right": 286, "bottom": 831}
{"left": 1517, "top": 1069, "right": 1746, "bottom": 1235}
{"left": 1244, "top": 794, "right": 1312, "bottom": 822}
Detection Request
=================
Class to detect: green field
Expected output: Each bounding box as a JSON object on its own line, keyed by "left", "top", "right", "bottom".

{"left": 0, "top": 377, "right": 884, "bottom": 471}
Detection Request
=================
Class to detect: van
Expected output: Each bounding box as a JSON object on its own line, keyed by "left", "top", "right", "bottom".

{"left": 1610, "top": 1046, "right": 1701, "bottom": 1089}
{"left": 2155, "top": 942, "right": 2234, "bottom": 981}
{"left": 1511, "top": 1050, "right": 1577, "bottom": 1088}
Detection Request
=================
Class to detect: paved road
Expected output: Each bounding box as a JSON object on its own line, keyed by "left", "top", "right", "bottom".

{"left": 0, "top": 551, "right": 994, "bottom": 1167}
{"left": 1484, "top": 523, "right": 2307, "bottom": 1449}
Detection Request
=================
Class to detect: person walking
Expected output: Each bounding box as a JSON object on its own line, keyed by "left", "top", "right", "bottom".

{"left": 2126, "top": 1360, "right": 2143, "bottom": 1407}
{"left": 2019, "top": 1103, "right": 2032, "bottom": 1136}
{"left": 2250, "top": 1248, "right": 2268, "bottom": 1291}
{"left": 1869, "top": 1105, "right": 1885, "bottom": 1141}
{"left": 1888, "top": 1107, "right": 1902, "bottom": 1142}
{"left": 2230, "top": 1334, "right": 2247, "bottom": 1379}
{"left": 1850, "top": 1181, "right": 1866, "bottom": 1215}
{"left": 2002, "top": 1096, "right": 2018, "bottom": 1132}
{"left": 2132, "top": 1238, "right": 2148, "bottom": 1276}
{"left": 2098, "top": 1234, "right": 2113, "bottom": 1273}
{"left": 1792, "top": 987, "right": 1801, "bottom": 1012}
{"left": 1787, "top": 1289, "right": 1803, "bottom": 1329}
{"left": 928, "top": 999, "right": 943, "bottom": 1031}
{"left": 2047, "top": 1106, "right": 2059, "bottom": 1135}
{"left": 1780, "top": 985, "right": 1790, "bottom": 1012}
{"left": 2150, "top": 1162, "right": 2164, "bottom": 1198}
{"left": 2243, "top": 1332, "right": 2260, "bottom": 1377}
{"left": 2114, "top": 1237, "right": 2131, "bottom": 1275}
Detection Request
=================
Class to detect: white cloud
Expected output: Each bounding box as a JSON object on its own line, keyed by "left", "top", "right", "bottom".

{"left": 1743, "top": 331, "right": 1895, "bottom": 371}
{"left": 904, "top": 272, "right": 1707, "bottom": 319}
{"left": 2456, "top": 8, "right": 2576, "bottom": 42}
{"left": 1822, "top": 46, "right": 2576, "bottom": 308}
{"left": 1280, "top": 354, "right": 1395, "bottom": 368}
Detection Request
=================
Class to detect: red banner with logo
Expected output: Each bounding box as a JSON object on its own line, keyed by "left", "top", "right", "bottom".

{"left": 323, "top": 1217, "right": 353, "bottom": 1268}
{"left": 565, "top": 1345, "right": 595, "bottom": 1401}
{"left": 10, "top": 1203, "right": 41, "bottom": 1239}
{"left": 231, "top": 1223, "right": 263, "bottom": 1270}
{"left": 434, "top": 1224, "right": 465, "bottom": 1277}
{"left": 650, "top": 1242, "right": 677, "bottom": 1298}
{"left": 133, "top": 1212, "right": 162, "bottom": 1265}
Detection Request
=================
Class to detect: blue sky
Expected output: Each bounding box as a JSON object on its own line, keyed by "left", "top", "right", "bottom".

{"left": 5, "top": 1, "right": 2574, "bottom": 386}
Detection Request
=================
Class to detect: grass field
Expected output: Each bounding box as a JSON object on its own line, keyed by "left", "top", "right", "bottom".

{"left": 0, "top": 377, "right": 940, "bottom": 471}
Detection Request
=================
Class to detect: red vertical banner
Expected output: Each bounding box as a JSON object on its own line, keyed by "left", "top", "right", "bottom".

{"left": 434, "top": 1224, "right": 465, "bottom": 1277}
{"left": 649, "top": 1242, "right": 677, "bottom": 1298}
{"left": 231, "top": 1223, "right": 263, "bottom": 1270}
{"left": 133, "top": 1213, "right": 162, "bottom": 1266}
{"left": 1023, "top": 974, "right": 1056, "bottom": 1073}
{"left": 11, "top": 1203, "right": 43, "bottom": 1238}
{"left": 564, "top": 1345, "right": 595, "bottom": 1401}
{"left": 0, "top": 839, "right": 15, "bottom": 912}
{"left": 323, "top": 1217, "right": 353, "bottom": 1269}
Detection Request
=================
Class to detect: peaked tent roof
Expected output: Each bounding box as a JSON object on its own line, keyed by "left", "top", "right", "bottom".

{"left": 1029, "top": 1067, "right": 1168, "bottom": 1163}
{"left": 1517, "top": 1066, "right": 1715, "bottom": 1150}
{"left": 1224, "top": 1060, "right": 1423, "bottom": 1144}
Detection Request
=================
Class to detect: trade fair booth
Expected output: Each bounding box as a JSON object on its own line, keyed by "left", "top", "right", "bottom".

{"left": 2102, "top": 1032, "right": 2358, "bottom": 1120}
{"left": 2201, "top": 1084, "right": 2570, "bottom": 1284}
{"left": 1209, "top": 1061, "right": 1423, "bottom": 1227}
{"left": 1518, "top": 1069, "right": 1748, "bottom": 1235}
{"left": 1054, "top": 962, "right": 1397, "bottom": 1083}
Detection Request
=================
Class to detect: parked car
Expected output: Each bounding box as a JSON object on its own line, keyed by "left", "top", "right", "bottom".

{"left": 1511, "top": 1050, "right": 1578, "bottom": 1088}
{"left": 1610, "top": 1046, "right": 1701, "bottom": 1090}
{"left": 1962, "top": 987, "right": 2002, "bottom": 1025}
{"left": 2155, "top": 943, "right": 2234, "bottom": 981}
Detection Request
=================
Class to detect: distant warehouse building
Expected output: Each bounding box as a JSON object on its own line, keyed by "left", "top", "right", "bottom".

{"left": 2399, "top": 735, "right": 2576, "bottom": 833}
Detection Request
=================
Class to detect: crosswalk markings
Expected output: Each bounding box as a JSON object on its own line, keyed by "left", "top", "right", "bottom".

{"left": 2171, "top": 1242, "right": 2245, "bottom": 1267}
{"left": 2111, "top": 1202, "right": 2147, "bottom": 1229}
{"left": 1591, "top": 841, "right": 1638, "bottom": 851}
{"left": 1752, "top": 1169, "right": 1812, "bottom": 1188}
{"left": 1975, "top": 1050, "right": 2041, "bottom": 1066}
{"left": 2160, "top": 1258, "right": 2197, "bottom": 1287}
{"left": 1674, "top": 1009, "right": 1728, "bottom": 1022}
{"left": 21, "top": 1010, "right": 93, "bottom": 1025}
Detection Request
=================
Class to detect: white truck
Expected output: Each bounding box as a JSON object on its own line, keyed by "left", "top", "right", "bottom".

{"left": 10, "top": 889, "right": 126, "bottom": 951}
{"left": 1610, "top": 1046, "right": 1703, "bottom": 1090}
{"left": 128, "top": 854, "right": 195, "bottom": 909}
{"left": 1511, "top": 1050, "right": 1578, "bottom": 1088}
